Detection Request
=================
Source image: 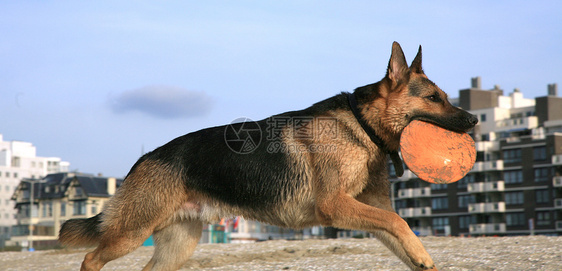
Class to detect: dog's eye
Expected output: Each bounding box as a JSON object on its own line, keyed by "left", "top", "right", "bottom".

{"left": 426, "top": 94, "right": 441, "bottom": 102}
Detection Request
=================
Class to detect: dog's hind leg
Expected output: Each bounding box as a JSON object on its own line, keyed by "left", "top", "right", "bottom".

{"left": 80, "top": 228, "right": 153, "bottom": 271}
{"left": 79, "top": 159, "right": 190, "bottom": 271}
{"left": 142, "top": 219, "right": 203, "bottom": 271}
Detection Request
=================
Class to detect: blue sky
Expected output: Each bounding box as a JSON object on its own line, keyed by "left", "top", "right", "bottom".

{"left": 1, "top": 1, "right": 561, "bottom": 177}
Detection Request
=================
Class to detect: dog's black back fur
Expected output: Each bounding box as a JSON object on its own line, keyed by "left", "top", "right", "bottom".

{"left": 132, "top": 93, "right": 350, "bottom": 210}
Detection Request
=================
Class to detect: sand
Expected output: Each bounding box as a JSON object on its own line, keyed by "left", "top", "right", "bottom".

{"left": 1, "top": 236, "right": 561, "bottom": 271}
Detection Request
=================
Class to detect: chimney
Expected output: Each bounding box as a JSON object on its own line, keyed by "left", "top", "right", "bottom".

{"left": 107, "top": 177, "right": 116, "bottom": 195}
{"left": 548, "top": 83, "right": 558, "bottom": 96}
{"left": 471, "top": 76, "right": 481, "bottom": 89}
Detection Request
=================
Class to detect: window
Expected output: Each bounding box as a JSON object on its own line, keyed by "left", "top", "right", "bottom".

{"left": 61, "top": 202, "right": 66, "bottom": 217}
{"left": 503, "top": 149, "right": 522, "bottom": 163}
{"left": 458, "top": 174, "right": 475, "bottom": 189}
{"left": 432, "top": 197, "right": 449, "bottom": 210}
{"left": 480, "top": 114, "right": 486, "bottom": 122}
{"left": 42, "top": 201, "right": 53, "bottom": 217}
{"left": 74, "top": 187, "right": 84, "bottom": 197}
{"left": 395, "top": 200, "right": 407, "bottom": 210}
{"left": 533, "top": 147, "right": 547, "bottom": 161}
{"left": 73, "top": 201, "right": 86, "bottom": 215}
{"left": 20, "top": 205, "right": 30, "bottom": 218}
{"left": 431, "top": 183, "right": 448, "bottom": 190}
{"left": 536, "top": 211, "right": 551, "bottom": 226}
{"left": 432, "top": 217, "right": 449, "bottom": 231}
{"left": 12, "top": 157, "right": 20, "bottom": 167}
{"left": 505, "top": 192, "right": 524, "bottom": 205}
{"left": 458, "top": 195, "right": 475, "bottom": 208}
{"left": 536, "top": 190, "right": 550, "bottom": 204}
{"left": 459, "top": 216, "right": 475, "bottom": 229}
{"left": 534, "top": 168, "right": 550, "bottom": 182}
{"left": 91, "top": 205, "right": 97, "bottom": 215}
{"left": 504, "top": 170, "right": 523, "bottom": 184}
{"left": 506, "top": 213, "right": 526, "bottom": 226}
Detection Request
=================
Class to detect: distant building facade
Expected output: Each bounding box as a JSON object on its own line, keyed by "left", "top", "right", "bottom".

{"left": 0, "top": 134, "right": 69, "bottom": 245}
{"left": 9, "top": 172, "right": 122, "bottom": 248}
{"left": 198, "top": 217, "right": 319, "bottom": 244}
{"left": 392, "top": 78, "right": 562, "bottom": 236}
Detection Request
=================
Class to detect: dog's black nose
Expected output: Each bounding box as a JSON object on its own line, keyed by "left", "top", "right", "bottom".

{"left": 468, "top": 114, "right": 478, "bottom": 126}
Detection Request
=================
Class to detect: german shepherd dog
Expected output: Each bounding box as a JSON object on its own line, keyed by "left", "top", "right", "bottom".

{"left": 59, "top": 42, "right": 477, "bottom": 271}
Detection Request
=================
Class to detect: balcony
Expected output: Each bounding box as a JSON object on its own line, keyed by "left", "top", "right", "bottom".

{"left": 555, "top": 198, "right": 562, "bottom": 209}
{"left": 397, "top": 169, "right": 417, "bottom": 181}
{"left": 554, "top": 176, "right": 562, "bottom": 188}
{"left": 398, "top": 188, "right": 414, "bottom": 199}
{"left": 475, "top": 141, "right": 500, "bottom": 152}
{"left": 398, "top": 207, "right": 432, "bottom": 218}
{"left": 398, "top": 208, "right": 414, "bottom": 217}
{"left": 414, "top": 187, "right": 431, "bottom": 197}
{"left": 469, "top": 223, "right": 506, "bottom": 235}
{"left": 553, "top": 154, "right": 562, "bottom": 165}
{"left": 398, "top": 187, "right": 431, "bottom": 199}
{"left": 414, "top": 207, "right": 432, "bottom": 217}
{"left": 470, "top": 160, "right": 504, "bottom": 172}
{"left": 495, "top": 116, "right": 538, "bottom": 132}
{"left": 467, "top": 181, "right": 505, "bottom": 193}
{"left": 468, "top": 202, "right": 506, "bottom": 213}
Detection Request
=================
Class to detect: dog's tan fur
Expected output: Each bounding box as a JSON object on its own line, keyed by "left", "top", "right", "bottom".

{"left": 59, "top": 42, "right": 478, "bottom": 271}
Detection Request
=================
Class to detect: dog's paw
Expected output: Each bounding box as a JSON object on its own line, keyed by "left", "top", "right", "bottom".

{"left": 411, "top": 255, "right": 435, "bottom": 270}
{"left": 414, "top": 264, "right": 438, "bottom": 271}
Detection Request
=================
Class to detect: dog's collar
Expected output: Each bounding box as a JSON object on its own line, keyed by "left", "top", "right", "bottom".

{"left": 347, "top": 92, "right": 404, "bottom": 177}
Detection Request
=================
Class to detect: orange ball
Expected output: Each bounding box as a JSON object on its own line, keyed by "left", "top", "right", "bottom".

{"left": 400, "top": 120, "right": 476, "bottom": 184}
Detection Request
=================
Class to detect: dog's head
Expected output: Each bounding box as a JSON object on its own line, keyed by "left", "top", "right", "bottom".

{"left": 358, "top": 42, "right": 478, "bottom": 137}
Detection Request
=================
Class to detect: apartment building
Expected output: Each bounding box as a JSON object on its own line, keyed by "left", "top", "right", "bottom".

{"left": 392, "top": 78, "right": 562, "bottom": 236}
{"left": 0, "top": 134, "right": 69, "bottom": 245}
{"left": 9, "top": 172, "right": 122, "bottom": 249}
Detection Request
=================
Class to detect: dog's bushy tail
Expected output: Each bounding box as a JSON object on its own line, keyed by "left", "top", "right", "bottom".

{"left": 59, "top": 213, "right": 103, "bottom": 247}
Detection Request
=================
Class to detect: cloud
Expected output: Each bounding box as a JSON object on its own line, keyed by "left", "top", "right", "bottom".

{"left": 110, "top": 86, "right": 214, "bottom": 119}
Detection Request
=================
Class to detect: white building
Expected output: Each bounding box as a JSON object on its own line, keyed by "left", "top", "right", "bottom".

{"left": 0, "top": 134, "right": 69, "bottom": 244}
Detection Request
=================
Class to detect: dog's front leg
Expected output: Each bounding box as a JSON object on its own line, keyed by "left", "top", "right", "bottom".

{"left": 316, "top": 191, "right": 436, "bottom": 270}
{"left": 355, "top": 186, "right": 439, "bottom": 271}
{"left": 371, "top": 230, "right": 438, "bottom": 271}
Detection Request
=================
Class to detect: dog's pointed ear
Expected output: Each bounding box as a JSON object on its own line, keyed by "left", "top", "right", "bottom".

{"left": 386, "top": 42, "right": 409, "bottom": 83}
{"left": 410, "top": 45, "right": 424, "bottom": 74}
